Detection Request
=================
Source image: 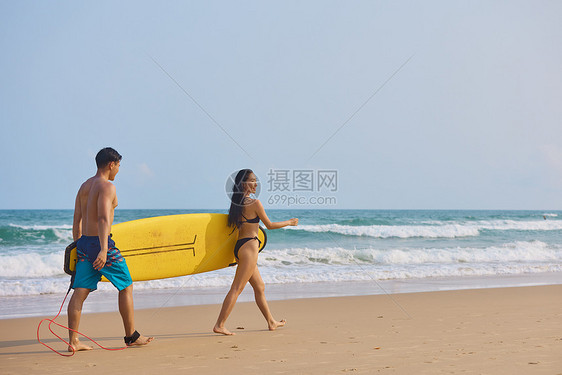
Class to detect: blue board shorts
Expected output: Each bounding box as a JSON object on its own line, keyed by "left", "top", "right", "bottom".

{"left": 73, "top": 235, "right": 132, "bottom": 291}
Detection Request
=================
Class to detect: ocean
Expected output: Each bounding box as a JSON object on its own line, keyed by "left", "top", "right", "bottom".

{"left": 2, "top": 209, "right": 562, "bottom": 319}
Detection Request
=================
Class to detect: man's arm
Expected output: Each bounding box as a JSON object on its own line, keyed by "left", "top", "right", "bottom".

{"left": 92, "top": 182, "right": 116, "bottom": 270}
{"left": 72, "top": 189, "right": 82, "bottom": 241}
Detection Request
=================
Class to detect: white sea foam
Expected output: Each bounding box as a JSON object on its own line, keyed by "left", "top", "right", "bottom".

{"left": 288, "top": 220, "right": 562, "bottom": 238}
{"left": 8, "top": 223, "right": 73, "bottom": 231}
{"left": 289, "top": 224, "right": 480, "bottom": 238}
{"left": 1, "top": 241, "right": 559, "bottom": 279}
{"left": 2, "top": 262, "right": 561, "bottom": 297}
{"left": 1, "top": 241, "right": 561, "bottom": 296}
{"left": 0, "top": 278, "right": 71, "bottom": 296}
{"left": 0, "top": 251, "right": 65, "bottom": 278}
{"left": 477, "top": 220, "right": 562, "bottom": 231}
{"left": 259, "top": 241, "right": 561, "bottom": 266}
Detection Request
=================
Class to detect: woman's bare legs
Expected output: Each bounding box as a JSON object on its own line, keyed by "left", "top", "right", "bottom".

{"left": 213, "top": 242, "right": 259, "bottom": 335}
{"left": 248, "top": 266, "right": 286, "bottom": 330}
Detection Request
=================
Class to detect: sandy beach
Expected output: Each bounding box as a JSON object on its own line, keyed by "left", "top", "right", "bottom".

{"left": 1, "top": 284, "right": 561, "bottom": 374}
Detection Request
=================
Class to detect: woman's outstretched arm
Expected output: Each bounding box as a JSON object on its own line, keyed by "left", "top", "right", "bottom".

{"left": 252, "top": 199, "right": 298, "bottom": 229}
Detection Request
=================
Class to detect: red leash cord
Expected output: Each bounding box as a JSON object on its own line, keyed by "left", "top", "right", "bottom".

{"left": 36, "top": 287, "right": 128, "bottom": 357}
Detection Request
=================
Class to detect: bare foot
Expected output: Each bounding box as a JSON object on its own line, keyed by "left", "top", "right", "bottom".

{"left": 269, "top": 319, "right": 286, "bottom": 331}
{"left": 68, "top": 341, "right": 93, "bottom": 352}
{"left": 128, "top": 334, "right": 154, "bottom": 347}
{"left": 213, "top": 325, "right": 235, "bottom": 336}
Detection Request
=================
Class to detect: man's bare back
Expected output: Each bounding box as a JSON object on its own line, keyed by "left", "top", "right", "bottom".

{"left": 77, "top": 176, "right": 118, "bottom": 236}
{"left": 72, "top": 159, "right": 120, "bottom": 271}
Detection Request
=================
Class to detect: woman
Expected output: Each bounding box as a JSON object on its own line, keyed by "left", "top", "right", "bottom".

{"left": 213, "top": 169, "right": 298, "bottom": 335}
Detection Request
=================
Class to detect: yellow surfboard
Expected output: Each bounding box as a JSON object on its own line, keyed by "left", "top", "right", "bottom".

{"left": 64, "top": 213, "right": 267, "bottom": 281}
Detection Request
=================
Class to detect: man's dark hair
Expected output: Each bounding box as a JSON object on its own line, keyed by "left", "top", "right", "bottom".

{"left": 95, "top": 147, "right": 122, "bottom": 168}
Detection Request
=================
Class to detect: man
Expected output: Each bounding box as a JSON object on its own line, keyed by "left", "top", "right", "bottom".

{"left": 67, "top": 147, "right": 153, "bottom": 352}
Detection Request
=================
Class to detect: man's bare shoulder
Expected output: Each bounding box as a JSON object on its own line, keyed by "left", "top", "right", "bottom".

{"left": 78, "top": 177, "right": 95, "bottom": 194}
{"left": 79, "top": 176, "right": 115, "bottom": 194}
{"left": 96, "top": 178, "right": 116, "bottom": 194}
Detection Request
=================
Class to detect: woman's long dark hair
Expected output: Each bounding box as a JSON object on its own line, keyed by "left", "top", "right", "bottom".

{"left": 228, "top": 169, "right": 254, "bottom": 228}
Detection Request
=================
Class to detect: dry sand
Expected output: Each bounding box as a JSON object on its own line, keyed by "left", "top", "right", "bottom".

{"left": 2, "top": 285, "right": 561, "bottom": 374}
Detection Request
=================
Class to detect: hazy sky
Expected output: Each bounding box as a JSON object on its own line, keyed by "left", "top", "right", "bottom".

{"left": 1, "top": 1, "right": 561, "bottom": 210}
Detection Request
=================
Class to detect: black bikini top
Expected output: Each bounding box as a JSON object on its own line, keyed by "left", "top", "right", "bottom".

{"left": 241, "top": 213, "right": 260, "bottom": 224}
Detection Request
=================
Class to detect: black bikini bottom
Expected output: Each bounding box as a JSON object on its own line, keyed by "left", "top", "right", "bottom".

{"left": 234, "top": 236, "right": 262, "bottom": 260}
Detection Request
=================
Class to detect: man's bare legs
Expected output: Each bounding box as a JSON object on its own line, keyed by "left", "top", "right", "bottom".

{"left": 67, "top": 288, "right": 93, "bottom": 352}
{"left": 67, "top": 285, "right": 152, "bottom": 352}
{"left": 118, "top": 285, "right": 153, "bottom": 345}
